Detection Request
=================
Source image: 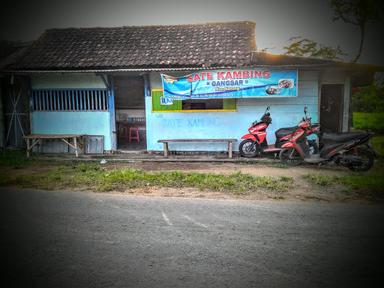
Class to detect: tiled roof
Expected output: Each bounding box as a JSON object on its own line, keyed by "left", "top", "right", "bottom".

{"left": 251, "top": 52, "right": 336, "bottom": 66}
{"left": 251, "top": 52, "right": 384, "bottom": 71}
{"left": 4, "top": 21, "right": 256, "bottom": 71}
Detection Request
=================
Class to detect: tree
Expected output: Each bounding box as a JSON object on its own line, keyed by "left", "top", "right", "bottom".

{"left": 352, "top": 84, "right": 384, "bottom": 112}
{"left": 329, "top": 0, "right": 382, "bottom": 62}
{"left": 283, "top": 37, "right": 347, "bottom": 60}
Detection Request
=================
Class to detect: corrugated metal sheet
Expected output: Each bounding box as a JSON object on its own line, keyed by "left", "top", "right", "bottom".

{"left": 38, "top": 139, "right": 69, "bottom": 153}
{"left": 83, "top": 135, "right": 104, "bottom": 154}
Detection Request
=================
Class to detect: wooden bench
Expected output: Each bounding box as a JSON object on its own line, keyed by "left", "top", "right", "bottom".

{"left": 157, "top": 139, "right": 237, "bottom": 158}
{"left": 24, "top": 134, "right": 83, "bottom": 158}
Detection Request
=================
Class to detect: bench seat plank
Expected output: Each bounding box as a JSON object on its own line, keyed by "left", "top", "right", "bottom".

{"left": 158, "top": 139, "right": 237, "bottom": 143}
{"left": 157, "top": 139, "right": 237, "bottom": 158}
{"left": 24, "top": 134, "right": 82, "bottom": 139}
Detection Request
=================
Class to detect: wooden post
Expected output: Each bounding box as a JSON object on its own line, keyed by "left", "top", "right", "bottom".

{"left": 228, "top": 141, "right": 233, "bottom": 159}
{"left": 26, "top": 138, "right": 30, "bottom": 158}
{"left": 164, "top": 142, "right": 169, "bottom": 157}
{"left": 107, "top": 75, "right": 117, "bottom": 151}
{"left": 73, "top": 137, "right": 78, "bottom": 157}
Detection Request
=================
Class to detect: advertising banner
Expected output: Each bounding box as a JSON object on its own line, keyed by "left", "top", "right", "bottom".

{"left": 161, "top": 69, "right": 298, "bottom": 99}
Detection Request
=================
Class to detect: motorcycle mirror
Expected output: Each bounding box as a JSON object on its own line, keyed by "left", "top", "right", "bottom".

{"left": 304, "top": 106, "right": 308, "bottom": 115}
{"left": 266, "top": 106, "right": 270, "bottom": 112}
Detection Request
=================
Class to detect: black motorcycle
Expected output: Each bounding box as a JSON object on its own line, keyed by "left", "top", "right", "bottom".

{"left": 279, "top": 128, "right": 377, "bottom": 172}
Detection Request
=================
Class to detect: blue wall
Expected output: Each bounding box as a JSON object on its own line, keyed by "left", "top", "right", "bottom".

{"left": 31, "top": 73, "right": 113, "bottom": 151}
{"left": 146, "top": 70, "right": 319, "bottom": 151}
{"left": 31, "top": 112, "right": 112, "bottom": 150}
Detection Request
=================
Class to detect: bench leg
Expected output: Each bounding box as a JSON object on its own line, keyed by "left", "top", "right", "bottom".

{"left": 163, "top": 142, "right": 169, "bottom": 157}
{"left": 228, "top": 142, "right": 233, "bottom": 159}
{"left": 74, "top": 137, "right": 78, "bottom": 157}
{"left": 26, "top": 138, "right": 30, "bottom": 158}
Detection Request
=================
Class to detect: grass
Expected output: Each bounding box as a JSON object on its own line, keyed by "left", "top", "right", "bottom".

{"left": 353, "top": 112, "right": 384, "bottom": 133}
{"left": 371, "top": 135, "right": 384, "bottom": 156}
{"left": 303, "top": 161, "right": 384, "bottom": 199}
{"left": 302, "top": 174, "right": 335, "bottom": 186}
{"left": 0, "top": 149, "right": 29, "bottom": 167}
{"left": 0, "top": 162, "right": 293, "bottom": 195}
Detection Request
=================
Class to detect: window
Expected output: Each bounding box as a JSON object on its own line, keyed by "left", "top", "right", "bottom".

{"left": 182, "top": 99, "right": 224, "bottom": 110}
{"left": 152, "top": 89, "right": 236, "bottom": 112}
{"left": 31, "top": 89, "right": 108, "bottom": 111}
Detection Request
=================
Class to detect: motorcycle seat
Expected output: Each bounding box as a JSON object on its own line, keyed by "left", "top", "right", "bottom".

{"left": 275, "top": 126, "right": 298, "bottom": 138}
{"left": 321, "top": 132, "right": 369, "bottom": 143}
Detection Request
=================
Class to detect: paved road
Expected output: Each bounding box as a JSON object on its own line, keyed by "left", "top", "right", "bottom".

{"left": 1, "top": 188, "right": 383, "bottom": 288}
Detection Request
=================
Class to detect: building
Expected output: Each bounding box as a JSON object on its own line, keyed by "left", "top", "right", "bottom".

{"left": 0, "top": 21, "right": 381, "bottom": 154}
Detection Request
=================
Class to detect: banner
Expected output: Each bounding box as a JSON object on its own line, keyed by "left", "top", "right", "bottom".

{"left": 161, "top": 69, "right": 298, "bottom": 99}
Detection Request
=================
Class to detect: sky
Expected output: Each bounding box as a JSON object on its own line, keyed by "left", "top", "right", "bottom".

{"left": 1, "top": 0, "right": 383, "bottom": 65}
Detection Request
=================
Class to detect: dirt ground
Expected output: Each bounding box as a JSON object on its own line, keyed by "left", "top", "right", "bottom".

{"left": 104, "top": 161, "right": 349, "bottom": 177}
{"left": 101, "top": 161, "right": 357, "bottom": 202}
{"left": 1, "top": 160, "right": 367, "bottom": 202}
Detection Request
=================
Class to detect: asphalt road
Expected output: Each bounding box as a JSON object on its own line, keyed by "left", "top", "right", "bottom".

{"left": 1, "top": 188, "right": 383, "bottom": 288}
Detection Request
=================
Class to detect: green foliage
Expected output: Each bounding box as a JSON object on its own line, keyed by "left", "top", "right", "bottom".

{"left": 283, "top": 37, "right": 346, "bottom": 60}
{"left": 352, "top": 84, "right": 384, "bottom": 113}
{"left": 353, "top": 112, "right": 384, "bottom": 133}
{"left": 371, "top": 136, "right": 384, "bottom": 155}
{"left": 352, "top": 84, "right": 384, "bottom": 133}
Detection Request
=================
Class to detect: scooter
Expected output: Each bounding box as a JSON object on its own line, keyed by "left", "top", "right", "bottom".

{"left": 239, "top": 107, "right": 281, "bottom": 157}
{"left": 279, "top": 107, "right": 376, "bottom": 171}
{"left": 239, "top": 107, "right": 319, "bottom": 158}
{"left": 275, "top": 108, "right": 320, "bottom": 154}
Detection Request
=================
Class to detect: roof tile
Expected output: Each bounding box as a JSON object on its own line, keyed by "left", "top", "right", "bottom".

{"left": 4, "top": 21, "right": 255, "bottom": 71}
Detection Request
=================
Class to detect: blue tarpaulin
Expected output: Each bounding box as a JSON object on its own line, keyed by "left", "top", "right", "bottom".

{"left": 161, "top": 69, "right": 298, "bottom": 99}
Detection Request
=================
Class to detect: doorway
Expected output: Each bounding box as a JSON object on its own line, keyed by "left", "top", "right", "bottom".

{"left": 114, "top": 76, "right": 146, "bottom": 151}
{"left": 320, "top": 84, "right": 344, "bottom": 133}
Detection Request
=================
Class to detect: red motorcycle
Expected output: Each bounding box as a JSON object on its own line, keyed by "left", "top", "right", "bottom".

{"left": 239, "top": 106, "right": 319, "bottom": 158}
{"left": 275, "top": 108, "right": 320, "bottom": 154}
{"left": 279, "top": 107, "right": 376, "bottom": 171}
{"left": 239, "top": 107, "right": 278, "bottom": 157}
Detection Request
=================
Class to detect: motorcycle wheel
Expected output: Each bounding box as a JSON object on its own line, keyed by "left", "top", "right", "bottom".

{"left": 239, "top": 139, "right": 259, "bottom": 158}
{"left": 279, "top": 148, "right": 303, "bottom": 166}
{"left": 347, "top": 148, "right": 374, "bottom": 172}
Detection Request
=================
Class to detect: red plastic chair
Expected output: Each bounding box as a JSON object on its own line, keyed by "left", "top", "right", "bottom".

{"left": 128, "top": 127, "right": 140, "bottom": 143}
